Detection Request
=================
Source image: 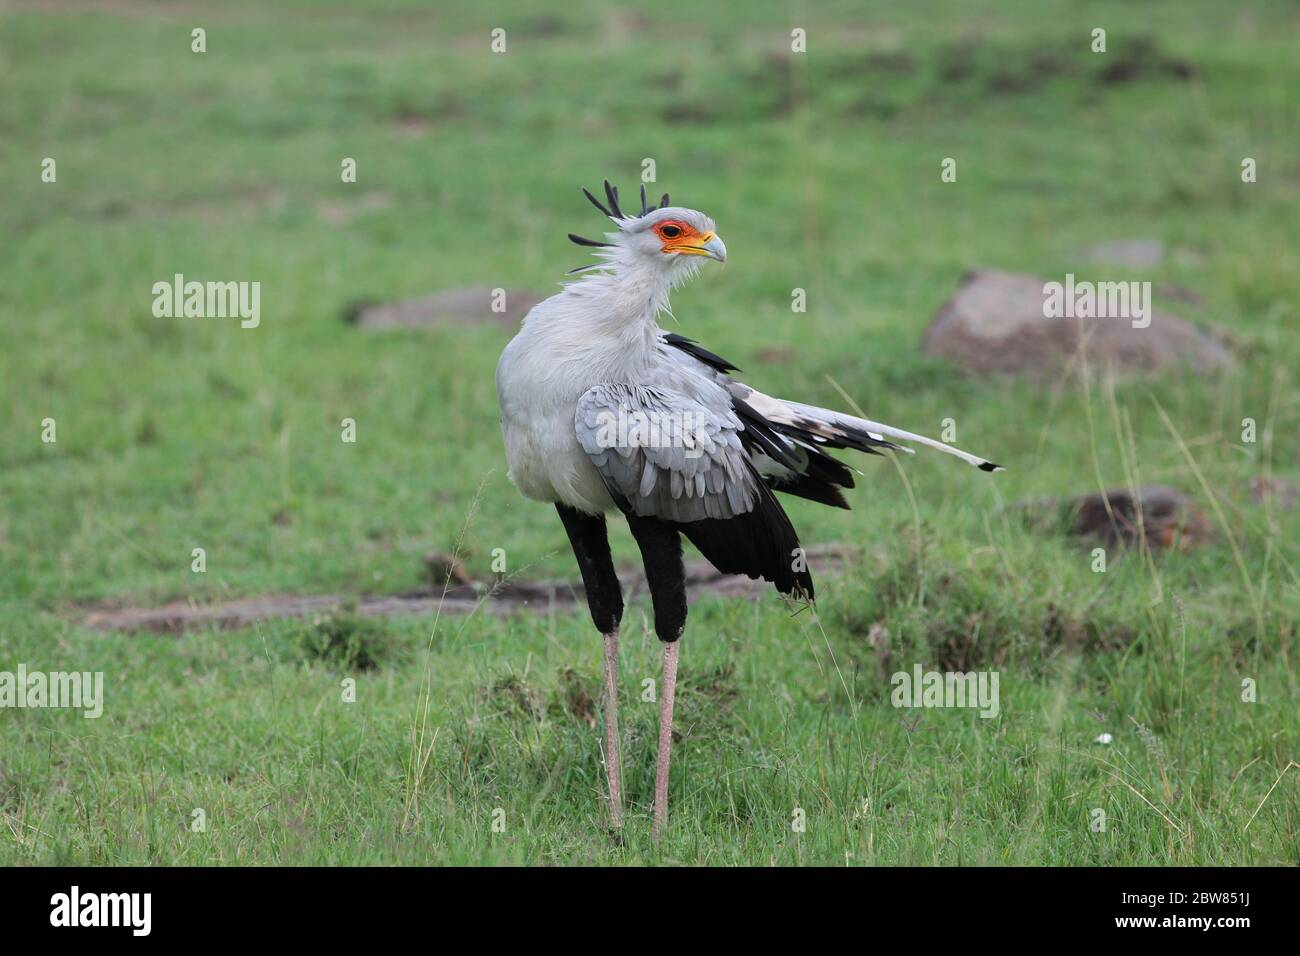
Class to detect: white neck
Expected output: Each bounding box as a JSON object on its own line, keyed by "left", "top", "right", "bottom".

{"left": 547, "top": 245, "right": 696, "bottom": 380}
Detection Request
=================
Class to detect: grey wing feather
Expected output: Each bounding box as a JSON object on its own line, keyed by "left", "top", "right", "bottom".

{"left": 575, "top": 383, "right": 759, "bottom": 522}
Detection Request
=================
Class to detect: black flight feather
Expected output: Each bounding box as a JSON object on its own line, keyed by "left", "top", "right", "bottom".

{"left": 732, "top": 398, "right": 802, "bottom": 472}
{"left": 662, "top": 332, "right": 740, "bottom": 373}
{"left": 678, "top": 462, "right": 814, "bottom": 600}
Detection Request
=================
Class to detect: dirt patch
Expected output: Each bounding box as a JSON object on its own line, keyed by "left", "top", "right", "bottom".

{"left": 80, "top": 544, "right": 858, "bottom": 635}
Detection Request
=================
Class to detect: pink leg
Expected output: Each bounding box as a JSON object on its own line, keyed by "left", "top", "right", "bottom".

{"left": 602, "top": 631, "right": 623, "bottom": 829}
{"left": 652, "top": 639, "right": 680, "bottom": 841}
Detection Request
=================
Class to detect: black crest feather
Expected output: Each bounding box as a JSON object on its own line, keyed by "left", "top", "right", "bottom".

{"left": 568, "top": 178, "right": 676, "bottom": 272}
{"left": 582, "top": 186, "right": 613, "bottom": 218}
{"left": 603, "top": 180, "right": 624, "bottom": 219}
{"left": 579, "top": 179, "right": 673, "bottom": 225}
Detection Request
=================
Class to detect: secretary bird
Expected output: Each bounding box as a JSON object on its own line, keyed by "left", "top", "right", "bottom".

{"left": 496, "top": 180, "right": 1001, "bottom": 838}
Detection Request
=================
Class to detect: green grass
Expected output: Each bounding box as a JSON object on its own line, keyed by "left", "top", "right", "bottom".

{"left": 0, "top": 0, "right": 1296, "bottom": 865}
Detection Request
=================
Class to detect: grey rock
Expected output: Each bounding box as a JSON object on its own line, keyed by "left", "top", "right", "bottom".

{"left": 923, "top": 269, "right": 1233, "bottom": 377}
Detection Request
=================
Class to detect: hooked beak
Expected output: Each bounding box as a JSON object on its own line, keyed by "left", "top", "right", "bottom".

{"left": 668, "top": 231, "right": 727, "bottom": 263}
{"left": 700, "top": 233, "right": 727, "bottom": 263}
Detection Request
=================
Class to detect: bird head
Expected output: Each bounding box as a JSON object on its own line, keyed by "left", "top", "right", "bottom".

{"left": 622, "top": 207, "right": 726, "bottom": 265}
{"left": 567, "top": 180, "right": 726, "bottom": 279}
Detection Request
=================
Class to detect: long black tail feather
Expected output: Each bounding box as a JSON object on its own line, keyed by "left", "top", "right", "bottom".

{"left": 679, "top": 467, "right": 814, "bottom": 600}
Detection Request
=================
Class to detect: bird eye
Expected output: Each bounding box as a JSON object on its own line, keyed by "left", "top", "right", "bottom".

{"left": 660, "top": 224, "right": 682, "bottom": 239}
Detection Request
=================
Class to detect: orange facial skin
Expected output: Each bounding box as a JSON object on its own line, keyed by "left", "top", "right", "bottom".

{"left": 653, "top": 220, "right": 718, "bottom": 257}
